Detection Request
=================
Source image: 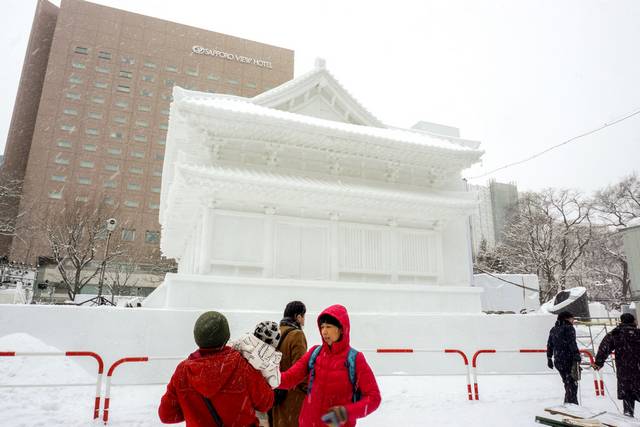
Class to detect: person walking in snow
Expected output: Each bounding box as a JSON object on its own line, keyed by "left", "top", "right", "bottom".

{"left": 546, "top": 310, "right": 582, "bottom": 405}
{"left": 230, "top": 320, "right": 283, "bottom": 426}
{"left": 594, "top": 313, "right": 640, "bottom": 417}
{"left": 272, "top": 301, "right": 308, "bottom": 427}
{"left": 159, "top": 311, "right": 274, "bottom": 427}
{"left": 278, "top": 304, "right": 381, "bottom": 427}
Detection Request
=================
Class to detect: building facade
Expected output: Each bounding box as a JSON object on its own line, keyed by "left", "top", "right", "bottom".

{"left": 1, "top": 0, "right": 294, "bottom": 268}
{"left": 469, "top": 180, "right": 518, "bottom": 254}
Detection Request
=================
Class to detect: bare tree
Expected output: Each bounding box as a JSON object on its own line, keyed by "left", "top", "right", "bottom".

{"left": 496, "top": 189, "right": 593, "bottom": 303}
{"left": 40, "top": 199, "right": 123, "bottom": 301}
{"left": 593, "top": 173, "right": 640, "bottom": 227}
{"left": 0, "top": 173, "right": 22, "bottom": 238}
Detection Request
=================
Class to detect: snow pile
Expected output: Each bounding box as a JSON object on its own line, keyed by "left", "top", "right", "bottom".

{"left": 0, "top": 333, "right": 94, "bottom": 385}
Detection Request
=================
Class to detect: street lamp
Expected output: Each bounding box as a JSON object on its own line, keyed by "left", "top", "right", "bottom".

{"left": 96, "top": 218, "right": 117, "bottom": 305}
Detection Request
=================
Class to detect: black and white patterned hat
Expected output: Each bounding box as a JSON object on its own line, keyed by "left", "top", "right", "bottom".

{"left": 253, "top": 321, "right": 281, "bottom": 348}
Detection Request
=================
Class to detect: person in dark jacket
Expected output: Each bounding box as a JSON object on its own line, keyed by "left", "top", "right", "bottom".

{"left": 547, "top": 310, "right": 582, "bottom": 405}
{"left": 159, "top": 311, "right": 274, "bottom": 427}
{"left": 594, "top": 313, "right": 640, "bottom": 417}
{"left": 272, "top": 301, "right": 308, "bottom": 427}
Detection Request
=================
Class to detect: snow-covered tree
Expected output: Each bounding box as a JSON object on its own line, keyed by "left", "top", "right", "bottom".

{"left": 494, "top": 189, "right": 593, "bottom": 303}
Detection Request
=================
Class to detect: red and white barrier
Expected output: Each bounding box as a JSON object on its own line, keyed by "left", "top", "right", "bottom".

{"left": 0, "top": 350, "right": 104, "bottom": 419}
{"left": 102, "top": 356, "right": 183, "bottom": 425}
{"left": 470, "top": 348, "right": 606, "bottom": 401}
{"left": 372, "top": 348, "right": 473, "bottom": 401}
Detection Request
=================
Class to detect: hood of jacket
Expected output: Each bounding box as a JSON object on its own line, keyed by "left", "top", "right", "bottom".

{"left": 182, "top": 346, "right": 243, "bottom": 398}
{"left": 317, "top": 304, "right": 351, "bottom": 353}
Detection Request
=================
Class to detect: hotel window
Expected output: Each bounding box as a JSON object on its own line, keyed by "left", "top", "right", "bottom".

{"left": 121, "top": 229, "right": 136, "bottom": 241}
{"left": 121, "top": 56, "right": 135, "bottom": 65}
{"left": 207, "top": 73, "right": 220, "bottom": 81}
{"left": 133, "top": 135, "right": 147, "bottom": 142}
{"left": 129, "top": 167, "right": 143, "bottom": 175}
{"left": 78, "top": 177, "right": 91, "bottom": 185}
{"left": 79, "top": 160, "right": 95, "bottom": 168}
{"left": 54, "top": 157, "right": 70, "bottom": 165}
{"left": 94, "top": 81, "right": 109, "bottom": 89}
{"left": 85, "top": 128, "right": 99, "bottom": 136}
{"left": 131, "top": 151, "right": 145, "bottom": 159}
{"left": 96, "top": 66, "right": 110, "bottom": 74}
{"left": 66, "top": 92, "right": 81, "bottom": 101}
{"left": 124, "top": 200, "right": 139, "bottom": 208}
{"left": 159, "top": 123, "right": 168, "bottom": 131}
{"left": 227, "top": 79, "right": 239, "bottom": 85}
{"left": 152, "top": 170, "right": 162, "bottom": 177}
{"left": 56, "top": 140, "right": 72, "bottom": 148}
{"left": 76, "top": 196, "right": 89, "bottom": 202}
{"left": 164, "top": 79, "right": 175, "bottom": 87}
{"left": 145, "top": 231, "right": 160, "bottom": 243}
{"left": 63, "top": 108, "right": 78, "bottom": 116}
{"left": 107, "top": 148, "right": 122, "bottom": 156}
{"left": 91, "top": 95, "right": 105, "bottom": 105}
{"left": 51, "top": 175, "right": 66, "bottom": 182}
{"left": 154, "top": 152, "right": 164, "bottom": 161}
{"left": 137, "top": 104, "right": 151, "bottom": 112}
{"left": 117, "top": 85, "right": 131, "bottom": 93}
{"left": 160, "top": 109, "right": 169, "bottom": 116}
{"left": 103, "top": 180, "right": 117, "bottom": 188}
{"left": 161, "top": 94, "right": 173, "bottom": 102}
{"left": 104, "top": 196, "right": 115, "bottom": 205}
{"left": 110, "top": 131, "right": 124, "bottom": 140}
{"left": 113, "top": 116, "right": 127, "bottom": 125}
{"left": 105, "top": 164, "right": 119, "bottom": 172}
{"left": 115, "top": 100, "right": 129, "bottom": 109}
{"left": 98, "top": 51, "right": 112, "bottom": 60}
{"left": 135, "top": 120, "right": 149, "bottom": 128}
{"left": 139, "top": 89, "right": 153, "bottom": 97}
{"left": 71, "top": 61, "right": 86, "bottom": 70}
{"left": 143, "top": 61, "right": 156, "bottom": 69}
{"left": 48, "top": 191, "right": 63, "bottom": 200}
{"left": 149, "top": 202, "right": 160, "bottom": 210}
{"left": 60, "top": 124, "right": 76, "bottom": 132}
{"left": 87, "top": 111, "right": 103, "bottom": 120}
{"left": 83, "top": 144, "right": 97, "bottom": 152}
{"left": 150, "top": 186, "right": 161, "bottom": 193}
{"left": 142, "top": 74, "right": 155, "bottom": 82}
{"left": 157, "top": 138, "right": 166, "bottom": 146}
{"left": 246, "top": 82, "right": 257, "bottom": 89}
{"left": 68, "top": 76, "right": 83, "bottom": 84}
{"left": 127, "top": 183, "right": 141, "bottom": 191}
{"left": 184, "top": 84, "right": 197, "bottom": 90}
{"left": 74, "top": 46, "right": 89, "bottom": 55}
{"left": 185, "top": 68, "right": 198, "bottom": 77}
{"left": 119, "top": 70, "right": 133, "bottom": 79}
{"left": 165, "top": 65, "right": 178, "bottom": 73}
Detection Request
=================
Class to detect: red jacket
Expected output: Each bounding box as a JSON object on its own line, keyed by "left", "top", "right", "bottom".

{"left": 158, "top": 347, "right": 274, "bottom": 426}
{"left": 279, "top": 305, "right": 381, "bottom": 427}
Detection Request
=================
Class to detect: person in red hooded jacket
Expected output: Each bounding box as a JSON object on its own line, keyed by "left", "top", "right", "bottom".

{"left": 278, "top": 304, "right": 381, "bottom": 427}
{"left": 159, "top": 311, "right": 274, "bottom": 426}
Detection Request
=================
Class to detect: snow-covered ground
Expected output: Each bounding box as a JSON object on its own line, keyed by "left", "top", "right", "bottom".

{"left": 0, "top": 333, "right": 634, "bottom": 426}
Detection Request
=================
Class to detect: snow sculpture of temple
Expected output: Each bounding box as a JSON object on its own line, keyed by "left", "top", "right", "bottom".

{"left": 145, "top": 59, "right": 485, "bottom": 313}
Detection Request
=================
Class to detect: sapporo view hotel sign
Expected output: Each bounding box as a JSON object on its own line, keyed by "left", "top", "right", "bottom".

{"left": 192, "top": 45, "right": 274, "bottom": 69}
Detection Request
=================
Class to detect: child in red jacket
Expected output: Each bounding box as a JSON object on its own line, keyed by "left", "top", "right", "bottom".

{"left": 158, "top": 311, "right": 274, "bottom": 427}
{"left": 279, "top": 304, "right": 381, "bottom": 427}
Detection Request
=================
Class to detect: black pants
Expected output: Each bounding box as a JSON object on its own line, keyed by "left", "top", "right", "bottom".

{"left": 623, "top": 397, "right": 640, "bottom": 417}
{"left": 557, "top": 367, "right": 578, "bottom": 405}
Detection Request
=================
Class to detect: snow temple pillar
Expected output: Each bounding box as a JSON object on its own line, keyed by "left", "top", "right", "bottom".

{"left": 197, "top": 202, "right": 215, "bottom": 274}
{"left": 329, "top": 212, "right": 340, "bottom": 281}
{"left": 263, "top": 206, "right": 276, "bottom": 278}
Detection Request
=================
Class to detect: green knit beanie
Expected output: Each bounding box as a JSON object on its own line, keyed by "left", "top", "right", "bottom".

{"left": 193, "top": 311, "right": 230, "bottom": 349}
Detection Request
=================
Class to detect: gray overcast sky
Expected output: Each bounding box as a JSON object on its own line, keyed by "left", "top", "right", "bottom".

{"left": 2, "top": 0, "right": 639, "bottom": 193}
